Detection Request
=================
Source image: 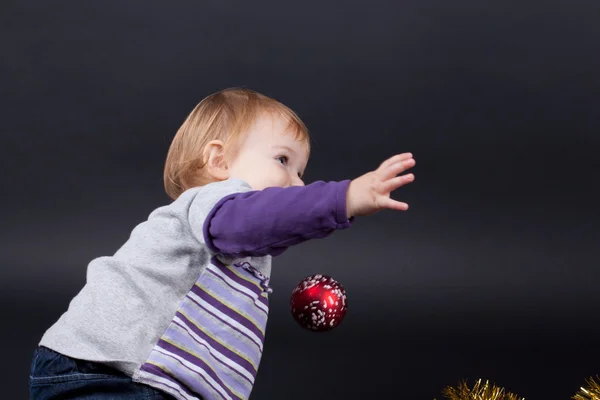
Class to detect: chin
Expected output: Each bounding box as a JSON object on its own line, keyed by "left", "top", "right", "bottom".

{"left": 257, "top": 183, "right": 286, "bottom": 190}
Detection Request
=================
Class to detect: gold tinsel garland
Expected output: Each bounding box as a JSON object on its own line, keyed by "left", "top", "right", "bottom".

{"left": 436, "top": 376, "right": 600, "bottom": 400}
{"left": 441, "top": 379, "right": 523, "bottom": 400}
{"left": 572, "top": 376, "right": 600, "bottom": 400}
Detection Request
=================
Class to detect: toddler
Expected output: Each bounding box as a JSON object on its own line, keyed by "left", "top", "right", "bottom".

{"left": 29, "top": 87, "right": 415, "bottom": 400}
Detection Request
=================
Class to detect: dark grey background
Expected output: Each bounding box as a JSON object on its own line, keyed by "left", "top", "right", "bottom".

{"left": 2, "top": 0, "right": 599, "bottom": 398}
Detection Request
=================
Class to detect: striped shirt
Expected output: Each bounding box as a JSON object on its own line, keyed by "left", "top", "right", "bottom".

{"left": 40, "top": 178, "right": 352, "bottom": 399}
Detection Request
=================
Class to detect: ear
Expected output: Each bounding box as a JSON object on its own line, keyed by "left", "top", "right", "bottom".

{"left": 203, "top": 140, "right": 229, "bottom": 181}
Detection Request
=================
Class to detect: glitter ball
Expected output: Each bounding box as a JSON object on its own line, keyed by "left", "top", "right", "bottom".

{"left": 290, "top": 274, "right": 347, "bottom": 332}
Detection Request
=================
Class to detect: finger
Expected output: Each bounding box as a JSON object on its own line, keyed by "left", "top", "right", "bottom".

{"left": 380, "top": 174, "right": 414, "bottom": 193}
{"left": 378, "top": 197, "right": 409, "bottom": 211}
{"left": 379, "top": 153, "right": 413, "bottom": 170}
{"left": 381, "top": 158, "right": 416, "bottom": 180}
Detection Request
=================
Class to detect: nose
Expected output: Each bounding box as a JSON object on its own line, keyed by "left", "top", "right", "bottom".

{"left": 291, "top": 176, "right": 305, "bottom": 187}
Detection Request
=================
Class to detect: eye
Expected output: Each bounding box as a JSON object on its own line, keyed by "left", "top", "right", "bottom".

{"left": 276, "top": 156, "right": 288, "bottom": 165}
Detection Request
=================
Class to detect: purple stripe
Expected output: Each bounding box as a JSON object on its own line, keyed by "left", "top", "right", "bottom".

{"left": 186, "top": 291, "right": 263, "bottom": 351}
{"left": 147, "top": 348, "right": 227, "bottom": 400}
{"left": 210, "top": 257, "right": 269, "bottom": 308}
{"left": 173, "top": 315, "right": 257, "bottom": 379}
{"left": 157, "top": 339, "right": 242, "bottom": 400}
{"left": 139, "top": 363, "right": 198, "bottom": 399}
{"left": 207, "top": 268, "right": 268, "bottom": 316}
{"left": 164, "top": 324, "right": 253, "bottom": 395}
{"left": 208, "top": 264, "right": 269, "bottom": 309}
{"left": 181, "top": 297, "right": 262, "bottom": 363}
{"left": 210, "top": 259, "right": 266, "bottom": 300}
{"left": 191, "top": 284, "right": 265, "bottom": 341}
{"left": 203, "top": 270, "right": 268, "bottom": 325}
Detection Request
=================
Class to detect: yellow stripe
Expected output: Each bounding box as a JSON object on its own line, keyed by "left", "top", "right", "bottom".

{"left": 205, "top": 271, "right": 269, "bottom": 319}
{"left": 220, "top": 263, "right": 270, "bottom": 300}
{"left": 146, "top": 360, "right": 169, "bottom": 374}
{"left": 224, "top": 264, "right": 263, "bottom": 291}
{"left": 184, "top": 295, "right": 263, "bottom": 354}
{"left": 195, "top": 284, "right": 266, "bottom": 336}
{"left": 145, "top": 361, "right": 202, "bottom": 398}
{"left": 178, "top": 310, "right": 258, "bottom": 370}
{"left": 146, "top": 360, "right": 226, "bottom": 400}
{"left": 161, "top": 338, "right": 245, "bottom": 400}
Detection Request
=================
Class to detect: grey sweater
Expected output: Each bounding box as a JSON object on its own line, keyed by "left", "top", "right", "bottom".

{"left": 39, "top": 177, "right": 352, "bottom": 399}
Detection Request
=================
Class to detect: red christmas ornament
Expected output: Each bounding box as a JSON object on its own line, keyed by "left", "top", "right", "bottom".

{"left": 290, "top": 274, "right": 348, "bottom": 332}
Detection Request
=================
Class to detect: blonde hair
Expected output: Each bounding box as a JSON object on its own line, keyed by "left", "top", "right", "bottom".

{"left": 164, "top": 87, "right": 310, "bottom": 200}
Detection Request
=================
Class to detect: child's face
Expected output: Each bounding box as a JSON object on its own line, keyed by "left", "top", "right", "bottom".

{"left": 227, "top": 113, "right": 309, "bottom": 190}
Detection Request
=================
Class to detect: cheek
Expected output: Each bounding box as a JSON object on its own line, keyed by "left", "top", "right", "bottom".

{"left": 267, "top": 164, "right": 289, "bottom": 183}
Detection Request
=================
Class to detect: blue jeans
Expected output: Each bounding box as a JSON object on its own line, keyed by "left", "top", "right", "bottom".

{"left": 29, "top": 346, "right": 176, "bottom": 400}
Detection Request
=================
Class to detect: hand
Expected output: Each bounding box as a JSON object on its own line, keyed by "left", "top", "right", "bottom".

{"left": 346, "top": 153, "right": 415, "bottom": 218}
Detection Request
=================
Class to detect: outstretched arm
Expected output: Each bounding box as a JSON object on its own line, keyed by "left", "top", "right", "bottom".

{"left": 203, "top": 180, "right": 352, "bottom": 258}
{"left": 196, "top": 152, "right": 415, "bottom": 258}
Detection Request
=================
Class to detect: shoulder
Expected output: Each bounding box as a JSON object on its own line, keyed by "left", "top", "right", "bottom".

{"left": 180, "top": 179, "right": 253, "bottom": 203}
{"left": 147, "top": 179, "right": 252, "bottom": 219}
{"left": 171, "top": 178, "right": 254, "bottom": 219}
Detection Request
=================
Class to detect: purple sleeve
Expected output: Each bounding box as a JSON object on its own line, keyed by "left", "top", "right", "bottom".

{"left": 202, "top": 180, "right": 353, "bottom": 258}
